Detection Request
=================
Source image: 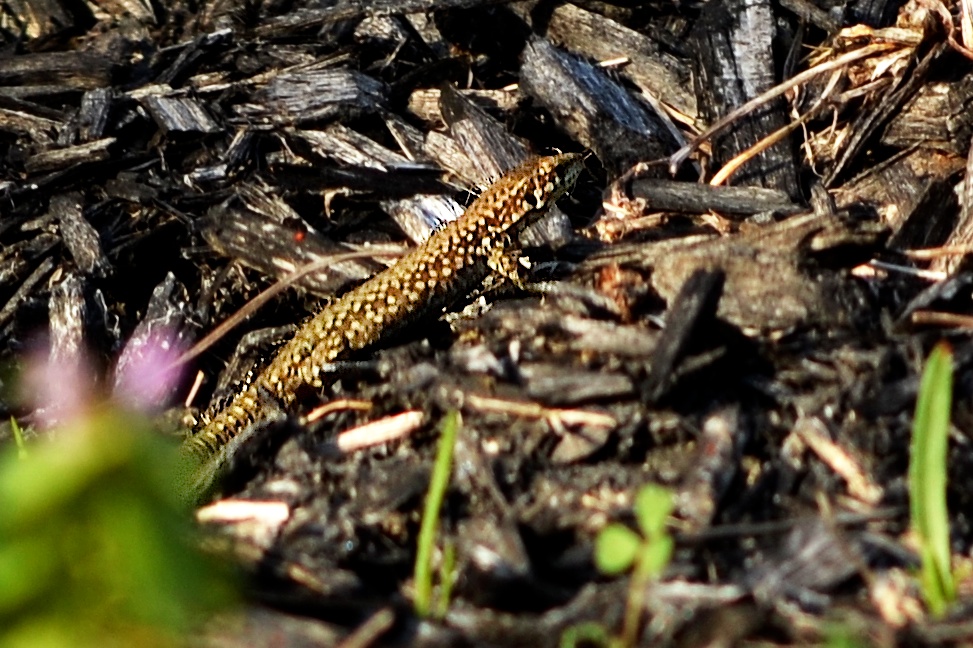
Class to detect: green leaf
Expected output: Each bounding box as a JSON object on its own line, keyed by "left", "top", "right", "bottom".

{"left": 560, "top": 621, "right": 613, "bottom": 648}
{"left": 909, "top": 342, "right": 956, "bottom": 616}
{"left": 634, "top": 484, "right": 673, "bottom": 539}
{"left": 595, "top": 523, "right": 641, "bottom": 575}
{"left": 0, "top": 408, "right": 238, "bottom": 646}
{"left": 639, "top": 536, "right": 674, "bottom": 580}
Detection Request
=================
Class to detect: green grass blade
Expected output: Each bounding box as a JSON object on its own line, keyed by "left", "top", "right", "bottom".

{"left": 909, "top": 342, "right": 956, "bottom": 616}
{"left": 434, "top": 539, "right": 457, "bottom": 619}
{"left": 413, "top": 410, "right": 459, "bottom": 618}
{"left": 9, "top": 417, "right": 26, "bottom": 460}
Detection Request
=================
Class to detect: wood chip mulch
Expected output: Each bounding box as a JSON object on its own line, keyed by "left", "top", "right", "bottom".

{"left": 4, "top": 0, "right": 973, "bottom": 645}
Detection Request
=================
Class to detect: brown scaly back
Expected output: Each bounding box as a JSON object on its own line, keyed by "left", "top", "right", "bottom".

{"left": 183, "top": 153, "right": 584, "bottom": 462}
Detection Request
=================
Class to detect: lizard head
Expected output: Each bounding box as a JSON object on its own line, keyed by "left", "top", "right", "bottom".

{"left": 489, "top": 152, "right": 585, "bottom": 234}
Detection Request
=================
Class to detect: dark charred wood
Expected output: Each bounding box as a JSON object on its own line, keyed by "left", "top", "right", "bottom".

{"left": 0, "top": 256, "right": 54, "bottom": 332}
{"left": 111, "top": 273, "right": 195, "bottom": 409}
{"left": 520, "top": 37, "right": 678, "bottom": 177}
{"left": 777, "top": 0, "right": 841, "bottom": 33}
{"left": 185, "top": 129, "right": 258, "bottom": 185}
{"left": 896, "top": 272, "right": 973, "bottom": 327}
{"left": 643, "top": 268, "right": 725, "bottom": 403}
{"left": 153, "top": 29, "right": 234, "bottom": 87}
{"left": 239, "top": 68, "right": 387, "bottom": 125}
{"left": 202, "top": 197, "right": 383, "bottom": 297}
{"left": 49, "top": 193, "right": 111, "bottom": 277}
{"left": 78, "top": 88, "right": 113, "bottom": 141}
{"left": 628, "top": 178, "right": 803, "bottom": 217}
{"left": 0, "top": 105, "right": 60, "bottom": 143}
{"left": 845, "top": 0, "right": 908, "bottom": 27}
{"left": 0, "top": 51, "right": 114, "bottom": 90}
{"left": 541, "top": 2, "right": 696, "bottom": 118}
{"left": 271, "top": 159, "right": 446, "bottom": 197}
{"left": 835, "top": 147, "right": 965, "bottom": 248}
{"left": 48, "top": 272, "right": 86, "bottom": 366}
{"left": 584, "top": 211, "right": 886, "bottom": 331}
{"left": 254, "top": 0, "right": 511, "bottom": 38}
{"left": 691, "top": 0, "right": 800, "bottom": 198}
{"left": 0, "top": 234, "right": 59, "bottom": 290}
{"left": 283, "top": 124, "right": 436, "bottom": 180}
{"left": 440, "top": 84, "right": 530, "bottom": 182}
{"left": 381, "top": 114, "right": 428, "bottom": 160}
{"left": 139, "top": 95, "right": 221, "bottom": 134}
{"left": 935, "top": 135, "right": 973, "bottom": 274}
{"left": 25, "top": 138, "right": 115, "bottom": 174}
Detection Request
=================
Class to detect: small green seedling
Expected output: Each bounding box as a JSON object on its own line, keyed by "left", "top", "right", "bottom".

{"left": 909, "top": 341, "right": 956, "bottom": 617}
{"left": 559, "top": 621, "right": 613, "bottom": 648}
{"left": 583, "top": 484, "right": 675, "bottom": 648}
{"left": 413, "top": 410, "right": 460, "bottom": 619}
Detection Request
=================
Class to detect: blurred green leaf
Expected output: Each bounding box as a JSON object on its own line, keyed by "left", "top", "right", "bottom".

{"left": 0, "top": 534, "right": 56, "bottom": 613}
{"left": 595, "top": 523, "right": 640, "bottom": 575}
{"left": 560, "top": 621, "right": 614, "bottom": 648}
{"left": 634, "top": 484, "right": 673, "bottom": 539}
{"left": 640, "top": 536, "right": 674, "bottom": 580}
{"left": 909, "top": 341, "right": 956, "bottom": 617}
{"left": 824, "top": 620, "right": 867, "bottom": 648}
{"left": 0, "top": 406, "right": 237, "bottom": 647}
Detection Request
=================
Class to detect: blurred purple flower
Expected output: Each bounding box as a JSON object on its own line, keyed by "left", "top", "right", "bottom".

{"left": 112, "top": 326, "right": 186, "bottom": 413}
{"left": 22, "top": 340, "right": 94, "bottom": 429}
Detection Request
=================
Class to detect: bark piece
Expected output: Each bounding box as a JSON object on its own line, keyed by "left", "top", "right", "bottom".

{"left": 643, "top": 269, "right": 725, "bottom": 403}
{"left": 49, "top": 272, "right": 86, "bottom": 366}
{"left": 585, "top": 211, "right": 886, "bottom": 331}
{"left": 544, "top": 2, "right": 696, "bottom": 118}
{"left": 240, "top": 68, "right": 386, "bottom": 125}
{"left": 520, "top": 36, "right": 677, "bottom": 176}
{"left": 25, "top": 138, "right": 116, "bottom": 174}
{"left": 50, "top": 193, "right": 111, "bottom": 277}
{"left": 202, "top": 188, "right": 383, "bottom": 297}
{"left": 140, "top": 94, "right": 221, "bottom": 134}
{"left": 79, "top": 88, "right": 113, "bottom": 141}
{"left": 627, "top": 178, "right": 802, "bottom": 217}
{"left": 881, "top": 77, "right": 973, "bottom": 154}
{"left": 834, "top": 147, "right": 965, "bottom": 249}
{"left": 691, "top": 0, "right": 799, "bottom": 197}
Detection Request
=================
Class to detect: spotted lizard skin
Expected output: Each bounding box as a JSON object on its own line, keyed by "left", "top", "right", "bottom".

{"left": 184, "top": 152, "right": 584, "bottom": 458}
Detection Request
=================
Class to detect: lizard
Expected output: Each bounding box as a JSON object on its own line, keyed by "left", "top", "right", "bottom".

{"left": 181, "top": 152, "right": 584, "bottom": 492}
